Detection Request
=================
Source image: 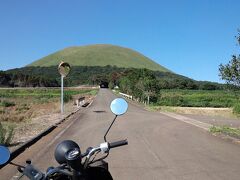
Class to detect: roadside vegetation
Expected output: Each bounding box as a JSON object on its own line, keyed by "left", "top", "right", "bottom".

{"left": 157, "top": 89, "right": 240, "bottom": 108}
{"left": 0, "top": 122, "right": 15, "bottom": 146}
{"left": 124, "top": 88, "right": 240, "bottom": 117}
{"left": 115, "top": 30, "right": 240, "bottom": 117}
{"left": 114, "top": 69, "right": 240, "bottom": 109}
{"left": 210, "top": 125, "right": 240, "bottom": 139}
{"left": 0, "top": 88, "right": 98, "bottom": 146}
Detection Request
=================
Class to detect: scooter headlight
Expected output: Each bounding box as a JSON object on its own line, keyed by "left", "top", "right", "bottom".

{"left": 54, "top": 140, "right": 80, "bottom": 164}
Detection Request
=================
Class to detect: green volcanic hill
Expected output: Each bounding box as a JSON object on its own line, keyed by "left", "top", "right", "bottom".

{"left": 28, "top": 44, "right": 170, "bottom": 72}
{"left": 1, "top": 44, "right": 226, "bottom": 90}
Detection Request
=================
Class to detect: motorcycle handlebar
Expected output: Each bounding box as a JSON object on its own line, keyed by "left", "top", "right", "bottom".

{"left": 22, "top": 164, "right": 44, "bottom": 180}
{"left": 20, "top": 140, "right": 128, "bottom": 179}
{"left": 109, "top": 139, "right": 128, "bottom": 149}
{"left": 46, "top": 167, "right": 72, "bottom": 178}
{"left": 21, "top": 163, "right": 72, "bottom": 180}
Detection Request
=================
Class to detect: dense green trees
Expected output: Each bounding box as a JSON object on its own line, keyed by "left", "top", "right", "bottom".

{"left": 219, "top": 55, "right": 240, "bottom": 86}
{"left": 118, "top": 69, "right": 160, "bottom": 103}
{"left": 219, "top": 30, "right": 240, "bottom": 87}
{"left": 0, "top": 70, "right": 59, "bottom": 87}
{"left": 1, "top": 65, "right": 227, "bottom": 92}
{"left": 0, "top": 71, "right": 11, "bottom": 87}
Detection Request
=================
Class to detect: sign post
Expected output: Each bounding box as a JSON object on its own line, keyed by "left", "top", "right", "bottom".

{"left": 58, "top": 62, "right": 71, "bottom": 114}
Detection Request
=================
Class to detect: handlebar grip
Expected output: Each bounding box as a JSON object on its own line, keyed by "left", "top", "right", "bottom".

{"left": 109, "top": 139, "right": 128, "bottom": 149}
{"left": 23, "top": 164, "right": 44, "bottom": 180}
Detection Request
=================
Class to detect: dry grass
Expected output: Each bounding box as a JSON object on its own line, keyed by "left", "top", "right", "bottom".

{"left": 148, "top": 106, "right": 236, "bottom": 119}
{"left": 0, "top": 88, "right": 98, "bottom": 148}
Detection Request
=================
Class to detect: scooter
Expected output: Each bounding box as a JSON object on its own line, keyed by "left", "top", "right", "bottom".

{"left": 0, "top": 98, "right": 128, "bottom": 180}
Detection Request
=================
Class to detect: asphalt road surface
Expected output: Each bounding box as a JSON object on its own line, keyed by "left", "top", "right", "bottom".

{"left": 1, "top": 89, "right": 240, "bottom": 180}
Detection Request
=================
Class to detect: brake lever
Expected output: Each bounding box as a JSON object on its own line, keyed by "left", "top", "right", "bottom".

{"left": 46, "top": 166, "right": 73, "bottom": 177}
{"left": 9, "top": 162, "right": 25, "bottom": 169}
{"left": 81, "top": 147, "right": 93, "bottom": 158}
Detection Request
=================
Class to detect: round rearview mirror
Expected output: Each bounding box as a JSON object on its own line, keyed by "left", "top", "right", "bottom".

{"left": 0, "top": 146, "right": 10, "bottom": 165}
{"left": 58, "top": 62, "right": 71, "bottom": 77}
{"left": 110, "top": 98, "right": 128, "bottom": 116}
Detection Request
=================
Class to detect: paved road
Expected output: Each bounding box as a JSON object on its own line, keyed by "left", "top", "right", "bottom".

{"left": 182, "top": 114, "right": 240, "bottom": 128}
{"left": 1, "top": 89, "right": 240, "bottom": 180}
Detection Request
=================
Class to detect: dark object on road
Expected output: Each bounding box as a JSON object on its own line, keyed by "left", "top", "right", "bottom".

{"left": 0, "top": 98, "right": 128, "bottom": 180}
{"left": 93, "top": 110, "right": 106, "bottom": 113}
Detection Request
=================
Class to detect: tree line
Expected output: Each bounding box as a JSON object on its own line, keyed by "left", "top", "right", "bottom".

{"left": 0, "top": 65, "right": 227, "bottom": 91}
{"left": 0, "top": 70, "right": 59, "bottom": 87}
{"left": 0, "top": 65, "right": 228, "bottom": 92}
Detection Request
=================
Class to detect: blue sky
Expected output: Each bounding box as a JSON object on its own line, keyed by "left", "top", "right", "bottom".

{"left": 0, "top": 0, "right": 239, "bottom": 82}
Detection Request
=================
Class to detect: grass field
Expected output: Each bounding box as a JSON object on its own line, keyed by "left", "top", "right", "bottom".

{"left": 0, "top": 88, "right": 97, "bottom": 99}
{"left": 0, "top": 88, "right": 98, "bottom": 145}
{"left": 0, "top": 88, "right": 98, "bottom": 121}
{"left": 157, "top": 89, "right": 240, "bottom": 108}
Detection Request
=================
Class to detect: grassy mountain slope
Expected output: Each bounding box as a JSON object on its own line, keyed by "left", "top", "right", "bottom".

{"left": 28, "top": 44, "right": 170, "bottom": 72}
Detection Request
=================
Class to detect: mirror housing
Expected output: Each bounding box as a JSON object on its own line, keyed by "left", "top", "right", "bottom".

{"left": 110, "top": 98, "right": 128, "bottom": 116}
{"left": 0, "top": 145, "right": 10, "bottom": 165}
{"left": 104, "top": 98, "right": 128, "bottom": 142}
{"left": 58, "top": 62, "right": 71, "bottom": 77}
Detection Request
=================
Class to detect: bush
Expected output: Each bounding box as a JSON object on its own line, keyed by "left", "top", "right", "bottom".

{"left": 0, "top": 122, "right": 15, "bottom": 145}
{"left": 0, "top": 100, "right": 15, "bottom": 107}
{"left": 108, "top": 82, "right": 114, "bottom": 89}
{"left": 233, "top": 103, "right": 240, "bottom": 114}
{"left": 64, "top": 93, "right": 73, "bottom": 103}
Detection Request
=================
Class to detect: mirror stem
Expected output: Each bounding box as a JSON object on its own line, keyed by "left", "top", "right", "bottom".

{"left": 9, "top": 162, "right": 25, "bottom": 168}
{"left": 104, "top": 115, "right": 117, "bottom": 142}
